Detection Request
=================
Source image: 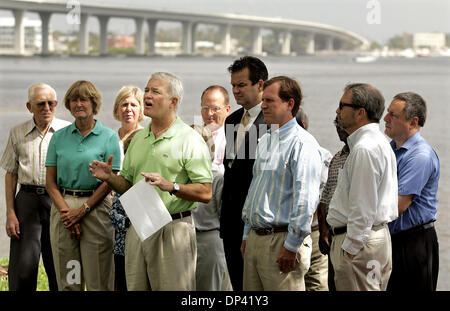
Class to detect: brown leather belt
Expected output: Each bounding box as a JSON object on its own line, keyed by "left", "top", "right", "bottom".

{"left": 171, "top": 210, "right": 191, "bottom": 220}
{"left": 20, "top": 184, "right": 47, "bottom": 195}
{"left": 253, "top": 226, "right": 288, "bottom": 236}
{"left": 196, "top": 228, "right": 219, "bottom": 233}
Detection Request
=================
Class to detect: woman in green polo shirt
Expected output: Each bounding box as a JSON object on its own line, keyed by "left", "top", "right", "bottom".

{"left": 45, "top": 80, "right": 121, "bottom": 291}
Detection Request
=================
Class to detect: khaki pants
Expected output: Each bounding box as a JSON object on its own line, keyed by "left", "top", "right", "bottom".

{"left": 305, "top": 229, "right": 329, "bottom": 291}
{"left": 125, "top": 215, "right": 197, "bottom": 291}
{"left": 243, "top": 230, "right": 312, "bottom": 291}
{"left": 50, "top": 195, "right": 114, "bottom": 291}
{"left": 330, "top": 224, "right": 392, "bottom": 291}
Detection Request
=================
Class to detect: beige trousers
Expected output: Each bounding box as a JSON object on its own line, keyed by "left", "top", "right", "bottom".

{"left": 305, "top": 229, "right": 329, "bottom": 291}
{"left": 50, "top": 195, "right": 114, "bottom": 291}
{"left": 243, "top": 230, "right": 312, "bottom": 291}
{"left": 330, "top": 224, "right": 392, "bottom": 291}
{"left": 125, "top": 215, "right": 197, "bottom": 291}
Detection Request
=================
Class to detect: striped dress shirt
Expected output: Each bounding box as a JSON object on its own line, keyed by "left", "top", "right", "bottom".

{"left": 241, "top": 117, "right": 323, "bottom": 253}
{"left": 0, "top": 117, "right": 70, "bottom": 186}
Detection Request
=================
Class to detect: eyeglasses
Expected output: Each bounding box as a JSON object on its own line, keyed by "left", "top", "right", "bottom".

{"left": 35, "top": 101, "right": 57, "bottom": 108}
{"left": 201, "top": 106, "right": 223, "bottom": 113}
{"left": 339, "top": 101, "right": 363, "bottom": 110}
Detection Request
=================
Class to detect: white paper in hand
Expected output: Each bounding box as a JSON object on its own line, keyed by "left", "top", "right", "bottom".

{"left": 119, "top": 179, "right": 172, "bottom": 241}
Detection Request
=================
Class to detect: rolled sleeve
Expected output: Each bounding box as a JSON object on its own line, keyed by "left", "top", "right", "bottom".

{"left": 0, "top": 131, "right": 18, "bottom": 173}
{"left": 183, "top": 134, "right": 213, "bottom": 184}
{"left": 284, "top": 143, "right": 321, "bottom": 253}
{"left": 105, "top": 132, "right": 121, "bottom": 171}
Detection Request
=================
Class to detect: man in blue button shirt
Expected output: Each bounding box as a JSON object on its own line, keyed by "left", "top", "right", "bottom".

{"left": 384, "top": 92, "right": 440, "bottom": 291}
{"left": 241, "top": 76, "right": 322, "bottom": 290}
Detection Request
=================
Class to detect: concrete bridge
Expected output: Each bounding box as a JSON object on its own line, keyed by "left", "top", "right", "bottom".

{"left": 0, "top": 0, "right": 370, "bottom": 56}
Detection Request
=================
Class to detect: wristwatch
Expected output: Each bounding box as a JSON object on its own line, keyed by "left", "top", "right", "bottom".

{"left": 83, "top": 202, "right": 91, "bottom": 213}
{"left": 170, "top": 182, "right": 180, "bottom": 195}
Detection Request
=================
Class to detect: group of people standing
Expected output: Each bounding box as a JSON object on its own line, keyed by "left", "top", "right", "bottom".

{"left": 1, "top": 55, "right": 440, "bottom": 292}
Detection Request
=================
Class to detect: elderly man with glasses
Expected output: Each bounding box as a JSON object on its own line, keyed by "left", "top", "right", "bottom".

{"left": 1, "top": 83, "right": 70, "bottom": 291}
{"left": 192, "top": 85, "right": 232, "bottom": 291}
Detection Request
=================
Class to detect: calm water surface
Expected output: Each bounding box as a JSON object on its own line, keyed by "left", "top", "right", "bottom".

{"left": 0, "top": 55, "right": 449, "bottom": 289}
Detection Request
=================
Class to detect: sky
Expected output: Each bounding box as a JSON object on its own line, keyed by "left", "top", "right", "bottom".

{"left": 1, "top": 0, "right": 450, "bottom": 43}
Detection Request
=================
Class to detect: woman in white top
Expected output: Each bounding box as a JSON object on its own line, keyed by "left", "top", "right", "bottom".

{"left": 110, "top": 85, "right": 145, "bottom": 291}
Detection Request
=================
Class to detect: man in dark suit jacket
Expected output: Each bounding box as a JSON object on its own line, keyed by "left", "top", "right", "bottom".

{"left": 220, "top": 56, "right": 268, "bottom": 291}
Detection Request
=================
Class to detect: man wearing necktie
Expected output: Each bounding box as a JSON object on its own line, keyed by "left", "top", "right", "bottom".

{"left": 220, "top": 56, "right": 269, "bottom": 291}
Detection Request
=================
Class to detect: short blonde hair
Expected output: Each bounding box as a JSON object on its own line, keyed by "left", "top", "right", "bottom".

{"left": 64, "top": 80, "right": 102, "bottom": 115}
{"left": 113, "top": 86, "right": 145, "bottom": 122}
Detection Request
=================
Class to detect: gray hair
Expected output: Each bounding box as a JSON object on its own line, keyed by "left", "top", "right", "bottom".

{"left": 393, "top": 92, "right": 427, "bottom": 127}
{"left": 295, "top": 106, "right": 309, "bottom": 130}
{"left": 28, "top": 83, "right": 57, "bottom": 102}
{"left": 344, "top": 83, "right": 385, "bottom": 123}
{"left": 151, "top": 72, "right": 184, "bottom": 105}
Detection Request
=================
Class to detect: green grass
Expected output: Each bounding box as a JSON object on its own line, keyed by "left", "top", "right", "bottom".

{"left": 0, "top": 257, "right": 50, "bottom": 291}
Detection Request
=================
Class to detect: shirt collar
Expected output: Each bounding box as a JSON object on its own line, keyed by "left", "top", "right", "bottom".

{"left": 390, "top": 131, "right": 421, "bottom": 151}
{"left": 244, "top": 102, "right": 262, "bottom": 119}
{"left": 70, "top": 119, "right": 101, "bottom": 135}
{"left": 24, "top": 119, "right": 37, "bottom": 136}
{"left": 347, "top": 123, "right": 379, "bottom": 151}
{"left": 268, "top": 117, "right": 297, "bottom": 137}
{"left": 211, "top": 125, "right": 224, "bottom": 137}
{"left": 145, "top": 116, "right": 180, "bottom": 140}
{"left": 25, "top": 118, "right": 59, "bottom": 136}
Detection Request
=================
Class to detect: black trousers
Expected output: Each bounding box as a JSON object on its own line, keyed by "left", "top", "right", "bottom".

{"left": 8, "top": 189, "right": 58, "bottom": 291}
{"left": 387, "top": 224, "right": 439, "bottom": 291}
{"left": 114, "top": 254, "right": 127, "bottom": 291}
{"left": 223, "top": 235, "right": 244, "bottom": 291}
{"left": 328, "top": 255, "right": 336, "bottom": 291}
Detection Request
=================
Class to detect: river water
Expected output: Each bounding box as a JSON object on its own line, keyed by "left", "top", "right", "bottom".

{"left": 0, "top": 54, "right": 449, "bottom": 290}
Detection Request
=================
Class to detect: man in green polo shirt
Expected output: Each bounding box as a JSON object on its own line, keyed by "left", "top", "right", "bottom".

{"left": 90, "top": 72, "right": 212, "bottom": 290}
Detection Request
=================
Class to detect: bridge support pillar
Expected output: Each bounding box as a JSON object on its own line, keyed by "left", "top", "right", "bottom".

{"left": 279, "top": 31, "right": 291, "bottom": 55}
{"left": 134, "top": 17, "right": 145, "bottom": 55}
{"left": 182, "top": 21, "right": 194, "bottom": 54}
{"left": 147, "top": 19, "right": 157, "bottom": 54}
{"left": 98, "top": 15, "right": 109, "bottom": 55}
{"left": 325, "top": 36, "right": 334, "bottom": 51}
{"left": 251, "top": 27, "right": 262, "bottom": 55}
{"left": 13, "top": 9, "right": 25, "bottom": 55}
{"left": 219, "top": 24, "right": 231, "bottom": 55}
{"left": 305, "top": 33, "right": 315, "bottom": 54}
{"left": 38, "top": 12, "right": 51, "bottom": 55}
{"left": 79, "top": 13, "right": 89, "bottom": 54}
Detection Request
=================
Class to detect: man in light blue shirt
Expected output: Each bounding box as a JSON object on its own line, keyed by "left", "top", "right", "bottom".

{"left": 241, "top": 76, "right": 322, "bottom": 291}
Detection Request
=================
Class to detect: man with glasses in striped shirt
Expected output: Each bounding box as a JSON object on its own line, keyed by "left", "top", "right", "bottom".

{"left": 240, "top": 76, "right": 322, "bottom": 290}
{"left": 1, "top": 83, "right": 70, "bottom": 291}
